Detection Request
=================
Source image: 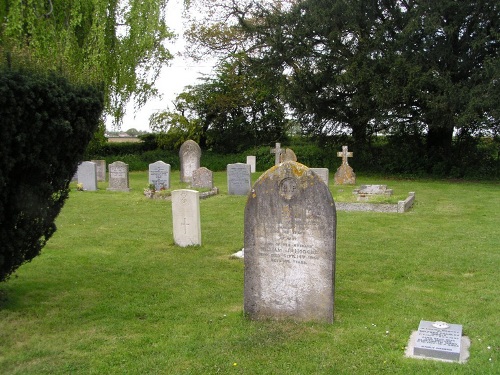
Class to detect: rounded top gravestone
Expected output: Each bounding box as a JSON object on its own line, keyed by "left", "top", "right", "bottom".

{"left": 244, "top": 161, "right": 337, "bottom": 323}
{"left": 179, "top": 140, "right": 202, "bottom": 183}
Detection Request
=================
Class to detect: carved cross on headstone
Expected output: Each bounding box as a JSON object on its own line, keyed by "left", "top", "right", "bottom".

{"left": 337, "top": 146, "right": 353, "bottom": 166}
{"left": 270, "top": 143, "right": 284, "bottom": 166}
{"left": 181, "top": 217, "right": 189, "bottom": 234}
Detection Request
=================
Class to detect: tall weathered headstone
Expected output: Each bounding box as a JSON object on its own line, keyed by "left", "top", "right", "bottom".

{"left": 244, "top": 161, "right": 336, "bottom": 323}
{"left": 246, "top": 155, "right": 256, "bottom": 173}
{"left": 149, "top": 161, "right": 171, "bottom": 190}
{"left": 310, "top": 168, "right": 329, "bottom": 186}
{"left": 171, "top": 189, "right": 201, "bottom": 247}
{"left": 227, "top": 163, "right": 252, "bottom": 195}
{"left": 191, "top": 167, "right": 213, "bottom": 189}
{"left": 179, "top": 140, "right": 201, "bottom": 183}
{"left": 91, "top": 160, "right": 106, "bottom": 182}
{"left": 334, "top": 146, "right": 356, "bottom": 185}
{"left": 107, "top": 161, "right": 130, "bottom": 192}
{"left": 77, "top": 161, "right": 98, "bottom": 191}
{"left": 270, "top": 143, "right": 283, "bottom": 166}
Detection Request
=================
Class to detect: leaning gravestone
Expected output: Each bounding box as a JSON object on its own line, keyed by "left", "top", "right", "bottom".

{"left": 227, "top": 163, "right": 252, "bottom": 195}
{"left": 334, "top": 146, "right": 356, "bottom": 185}
{"left": 149, "top": 161, "right": 171, "bottom": 190}
{"left": 107, "top": 161, "right": 130, "bottom": 192}
{"left": 191, "top": 167, "right": 213, "bottom": 189}
{"left": 246, "top": 155, "right": 256, "bottom": 173}
{"left": 91, "top": 160, "right": 106, "bottom": 182}
{"left": 171, "top": 189, "right": 201, "bottom": 247}
{"left": 244, "top": 161, "right": 336, "bottom": 323}
{"left": 77, "top": 161, "right": 98, "bottom": 191}
{"left": 179, "top": 140, "right": 201, "bottom": 183}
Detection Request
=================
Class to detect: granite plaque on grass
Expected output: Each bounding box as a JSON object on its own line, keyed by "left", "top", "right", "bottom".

{"left": 413, "top": 320, "right": 463, "bottom": 362}
{"left": 244, "top": 161, "right": 336, "bottom": 323}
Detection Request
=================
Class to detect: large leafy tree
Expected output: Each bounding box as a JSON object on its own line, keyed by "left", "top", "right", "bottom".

{"left": 0, "top": 0, "right": 175, "bottom": 126}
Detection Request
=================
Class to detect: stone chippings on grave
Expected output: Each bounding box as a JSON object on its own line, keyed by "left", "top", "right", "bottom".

{"left": 91, "top": 159, "right": 106, "bottom": 182}
{"left": 149, "top": 161, "right": 171, "bottom": 190}
{"left": 334, "top": 145, "right": 356, "bottom": 185}
{"left": 353, "top": 184, "right": 393, "bottom": 201}
{"left": 179, "top": 139, "right": 201, "bottom": 183}
{"left": 77, "top": 161, "right": 98, "bottom": 191}
{"left": 171, "top": 189, "right": 201, "bottom": 247}
{"left": 107, "top": 161, "right": 130, "bottom": 192}
{"left": 246, "top": 155, "right": 256, "bottom": 173}
{"left": 244, "top": 161, "right": 336, "bottom": 323}
{"left": 191, "top": 167, "right": 213, "bottom": 189}
{"left": 227, "top": 163, "right": 252, "bottom": 195}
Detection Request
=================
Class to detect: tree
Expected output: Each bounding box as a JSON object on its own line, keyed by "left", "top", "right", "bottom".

{"left": 0, "top": 0, "right": 175, "bottom": 126}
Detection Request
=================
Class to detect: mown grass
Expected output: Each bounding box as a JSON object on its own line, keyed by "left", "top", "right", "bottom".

{"left": 0, "top": 171, "right": 498, "bottom": 374}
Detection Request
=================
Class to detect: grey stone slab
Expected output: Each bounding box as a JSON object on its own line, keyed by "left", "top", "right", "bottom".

{"left": 107, "top": 161, "right": 130, "bottom": 192}
{"left": 227, "top": 163, "right": 251, "bottom": 195}
{"left": 244, "top": 161, "right": 336, "bottom": 323}
{"left": 171, "top": 189, "right": 201, "bottom": 247}
{"left": 77, "top": 161, "right": 98, "bottom": 191}
{"left": 310, "top": 168, "right": 329, "bottom": 186}
{"left": 179, "top": 140, "right": 201, "bottom": 183}
{"left": 91, "top": 160, "right": 106, "bottom": 182}
{"left": 149, "top": 161, "right": 170, "bottom": 190}
{"left": 191, "top": 167, "right": 213, "bottom": 189}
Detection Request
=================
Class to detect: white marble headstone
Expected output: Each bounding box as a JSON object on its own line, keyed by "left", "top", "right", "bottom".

{"left": 172, "top": 189, "right": 201, "bottom": 247}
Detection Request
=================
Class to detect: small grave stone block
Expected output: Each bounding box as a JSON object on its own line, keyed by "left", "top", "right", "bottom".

{"left": 413, "top": 320, "right": 463, "bottom": 362}
{"left": 149, "top": 161, "right": 171, "bottom": 190}
{"left": 107, "top": 161, "right": 130, "bottom": 192}
{"left": 78, "top": 161, "right": 98, "bottom": 191}
{"left": 192, "top": 167, "right": 213, "bottom": 189}
{"left": 227, "top": 163, "right": 251, "bottom": 195}
{"left": 171, "top": 189, "right": 201, "bottom": 247}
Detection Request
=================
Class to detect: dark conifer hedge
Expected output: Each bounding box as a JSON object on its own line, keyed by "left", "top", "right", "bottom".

{"left": 0, "top": 69, "right": 104, "bottom": 282}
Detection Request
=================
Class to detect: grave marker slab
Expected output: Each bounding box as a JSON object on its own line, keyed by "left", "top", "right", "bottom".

{"left": 246, "top": 156, "right": 256, "bottom": 173}
{"left": 91, "top": 160, "right": 106, "bottom": 182}
{"left": 310, "top": 168, "right": 329, "bottom": 186}
{"left": 77, "top": 161, "right": 98, "bottom": 191}
{"left": 149, "top": 161, "right": 171, "bottom": 190}
{"left": 413, "top": 320, "right": 463, "bottom": 362}
{"left": 227, "top": 163, "right": 252, "bottom": 195}
{"left": 179, "top": 140, "right": 201, "bottom": 183}
{"left": 192, "top": 167, "right": 213, "bottom": 189}
{"left": 172, "top": 189, "right": 201, "bottom": 247}
{"left": 280, "top": 148, "right": 297, "bottom": 163}
{"left": 107, "top": 161, "right": 130, "bottom": 192}
{"left": 244, "top": 161, "right": 336, "bottom": 323}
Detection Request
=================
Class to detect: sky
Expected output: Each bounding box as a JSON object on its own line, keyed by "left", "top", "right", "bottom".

{"left": 107, "top": 0, "right": 215, "bottom": 132}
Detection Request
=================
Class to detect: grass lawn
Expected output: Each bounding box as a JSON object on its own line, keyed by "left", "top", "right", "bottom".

{"left": 0, "top": 170, "right": 498, "bottom": 374}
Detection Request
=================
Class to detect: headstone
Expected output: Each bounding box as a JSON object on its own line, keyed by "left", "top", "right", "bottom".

{"left": 310, "top": 168, "right": 329, "bottom": 186}
{"left": 334, "top": 146, "right": 356, "bottom": 185}
{"left": 91, "top": 160, "right": 106, "bottom": 182}
{"left": 280, "top": 148, "right": 297, "bottom": 163}
{"left": 246, "top": 155, "right": 256, "bottom": 173}
{"left": 171, "top": 189, "right": 201, "bottom": 247}
{"left": 270, "top": 143, "right": 283, "bottom": 166}
{"left": 107, "top": 161, "right": 130, "bottom": 192}
{"left": 244, "top": 161, "right": 336, "bottom": 323}
{"left": 411, "top": 320, "right": 465, "bottom": 362}
{"left": 149, "top": 161, "right": 171, "bottom": 190}
{"left": 191, "top": 167, "right": 213, "bottom": 189}
{"left": 227, "top": 163, "right": 252, "bottom": 195}
{"left": 179, "top": 140, "right": 201, "bottom": 183}
{"left": 77, "top": 161, "right": 98, "bottom": 191}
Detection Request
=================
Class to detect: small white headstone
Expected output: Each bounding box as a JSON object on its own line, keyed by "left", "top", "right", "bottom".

{"left": 171, "top": 189, "right": 201, "bottom": 247}
{"left": 246, "top": 156, "right": 256, "bottom": 173}
{"left": 227, "top": 163, "right": 252, "bottom": 195}
{"left": 77, "top": 161, "right": 98, "bottom": 191}
{"left": 149, "top": 161, "right": 171, "bottom": 190}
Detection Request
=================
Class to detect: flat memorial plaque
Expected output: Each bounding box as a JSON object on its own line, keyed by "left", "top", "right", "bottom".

{"left": 413, "top": 320, "right": 462, "bottom": 362}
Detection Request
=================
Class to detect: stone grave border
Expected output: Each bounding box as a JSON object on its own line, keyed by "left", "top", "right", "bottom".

{"left": 144, "top": 187, "right": 219, "bottom": 200}
{"left": 335, "top": 192, "right": 415, "bottom": 213}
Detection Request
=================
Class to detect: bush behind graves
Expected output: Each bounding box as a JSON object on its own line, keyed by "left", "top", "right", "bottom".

{"left": 0, "top": 68, "right": 104, "bottom": 282}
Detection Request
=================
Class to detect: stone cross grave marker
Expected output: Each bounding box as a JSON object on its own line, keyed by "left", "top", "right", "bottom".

{"left": 244, "top": 161, "right": 337, "bottom": 323}
{"left": 191, "top": 167, "right": 213, "bottom": 189}
{"left": 246, "top": 155, "right": 256, "bottom": 173}
{"left": 179, "top": 140, "right": 201, "bottom": 183}
{"left": 149, "top": 161, "right": 171, "bottom": 190}
{"left": 171, "top": 189, "right": 201, "bottom": 247}
{"left": 227, "top": 163, "right": 252, "bottom": 195}
{"left": 107, "top": 161, "right": 130, "bottom": 192}
{"left": 91, "top": 160, "right": 106, "bottom": 182}
{"left": 78, "top": 161, "right": 98, "bottom": 191}
{"left": 270, "top": 143, "right": 283, "bottom": 166}
{"left": 334, "top": 146, "right": 356, "bottom": 185}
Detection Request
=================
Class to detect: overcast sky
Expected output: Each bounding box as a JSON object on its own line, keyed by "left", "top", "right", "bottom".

{"left": 107, "top": 0, "right": 215, "bottom": 132}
